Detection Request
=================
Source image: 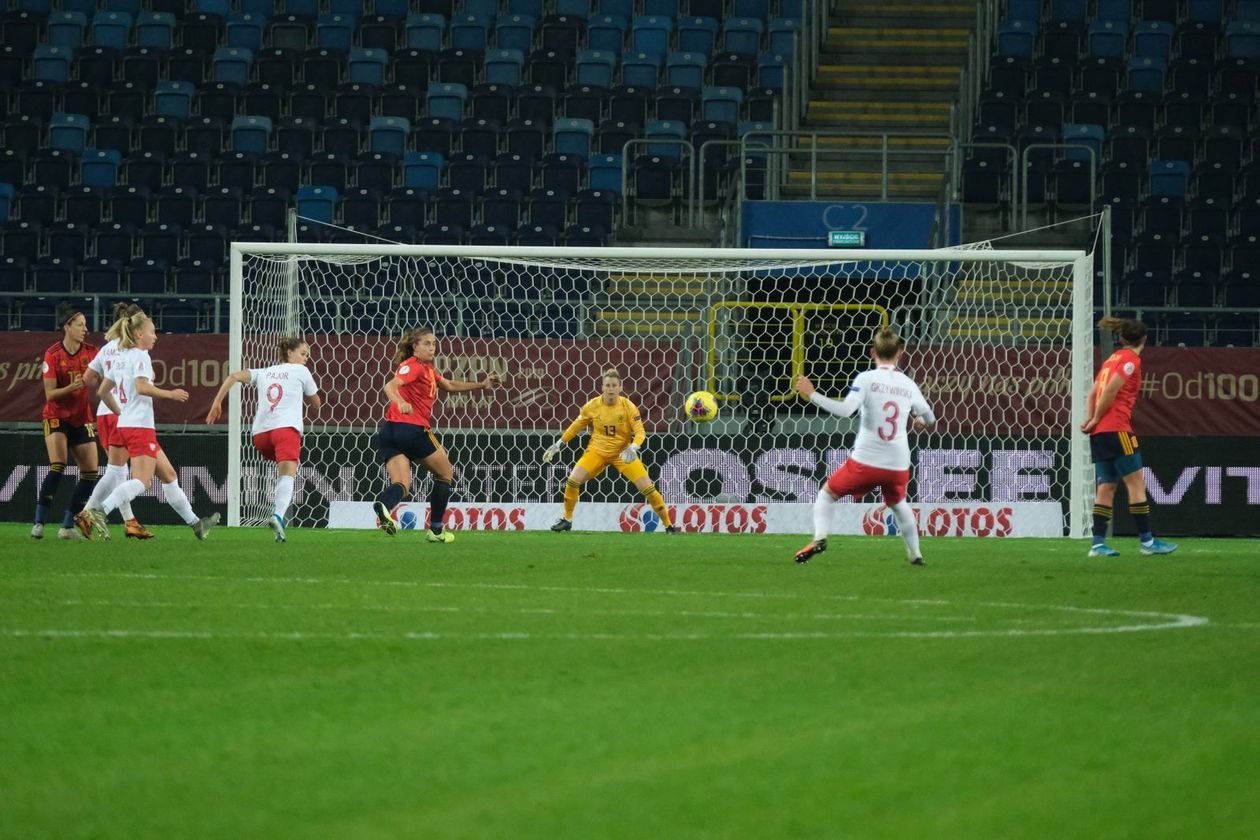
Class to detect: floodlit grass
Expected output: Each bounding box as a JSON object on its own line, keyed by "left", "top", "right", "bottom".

{"left": 2, "top": 524, "right": 1258, "bottom": 839}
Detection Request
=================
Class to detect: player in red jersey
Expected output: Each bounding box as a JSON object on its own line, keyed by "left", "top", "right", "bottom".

{"left": 1081, "top": 316, "right": 1176, "bottom": 557}
{"left": 372, "top": 327, "right": 502, "bottom": 541}
{"left": 32, "top": 306, "right": 100, "bottom": 541}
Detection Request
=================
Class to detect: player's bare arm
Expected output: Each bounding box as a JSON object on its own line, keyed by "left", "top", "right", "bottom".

{"left": 97, "top": 377, "right": 122, "bottom": 416}
{"left": 383, "top": 377, "right": 412, "bottom": 414}
{"left": 205, "top": 369, "right": 252, "bottom": 424}
{"left": 795, "top": 375, "right": 816, "bottom": 398}
{"left": 437, "top": 373, "right": 503, "bottom": 393}
{"left": 83, "top": 368, "right": 100, "bottom": 390}
{"left": 1082, "top": 373, "right": 1127, "bottom": 432}
{"left": 44, "top": 375, "right": 85, "bottom": 401}
{"left": 136, "top": 377, "right": 190, "bottom": 402}
{"left": 304, "top": 393, "right": 322, "bottom": 410}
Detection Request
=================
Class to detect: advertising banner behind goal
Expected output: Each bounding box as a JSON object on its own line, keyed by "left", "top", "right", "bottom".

{"left": 328, "top": 500, "right": 1065, "bottom": 538}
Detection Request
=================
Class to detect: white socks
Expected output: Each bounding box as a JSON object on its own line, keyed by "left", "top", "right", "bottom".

{"left": 813, "top": 489, "right": 923, "bottom": 561}
{"left": 102, "top": 479, "right": 145, "bottom": 516}
{"left": 162, "top": 480, "right": 198, "bottom": 526}
{"left": 274, "top": 475, "right": 295, "bottom": 520}
{"left": 89, "top": 464, "right": 136, "bottom": 521}
{"left": 890, "top": 501, "right": 921, "bottom": 560}
{"left": 812, "top": 487, "right": 834, "bottom": 542}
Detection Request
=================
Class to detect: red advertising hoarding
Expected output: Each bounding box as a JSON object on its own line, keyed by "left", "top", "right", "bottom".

{"left": 0, "top": 333, "right": 682, "bottom": 430}
{"left": 910, "top": 345, "right": 1260, "bottom": 437}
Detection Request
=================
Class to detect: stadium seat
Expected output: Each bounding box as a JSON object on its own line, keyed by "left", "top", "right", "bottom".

{"left": 80, "top": 149, "right": 123, "bottom": 188}
{"left": 349, "top": 48, "right": 389, "bottom": 85}
{"left": 226, "top": 11, "right": 264, "bottom": 51}
{"left": 587, "top": 14, "right": 627, "bottom": 51}
{"left": 576, "top": 49, "right": 618, "bottom": 88}
{"left": 135, "top": 11, "right": 175, "bottom": 49}
{"left": 316, "top": 14, "right": 355, "bottom": 51}
{"left": 81, "top": 258, "right": 121, "bottom": 294}
{"left": 480, "top": 187, "right": 525, "bottom": 228}
{"left": 589, "top": 153, "right": 624, "bottom": 193}
{"left": 553, "top": 118, "right": 595, "bottom": 159}
{"left": 496, "top": 14, "right": 536, "bottom": 52}
{"left": 486, "top": 48, "right": 526, "bottom": 87}
{"left": 213, "top": 47, "right": 254, "bottom": 85}
{"left": 493, "top": 153, "right": 535, "bottom": 194}
{"left": 666, "top": 52, "right": 707, "bottom": 89}
{"left": 427, "top": 83, "right": 469, "bottom": 122}
{"left": 296, "top": 185, "right": 337, "bottom": 223}
{"left": 368, "top": 116, "right": 410, "bottom": 157}
{"left": 541, "top": 153, "right": 583, "bottom": 194}
{"left": 621, "top": 51, "right": 661, "bottom": 88}
{"left": 403, "top": 151, "right": 444, "bottom": 190}
{"left": 414, "top": 117, "right": 456, "bottom": 157}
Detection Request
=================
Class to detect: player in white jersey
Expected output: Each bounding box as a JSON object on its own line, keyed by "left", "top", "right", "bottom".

{"left": 77, "top": 303, "right": 154, "bottom": 539}
{"left": 206, "top": 337, "right": 321, "bottom": 542}
{"left": 793, "top": 328, "right": 936, "bottom": 566}
{"left": 78, "top": 311, "right": 219, "bottom": 541}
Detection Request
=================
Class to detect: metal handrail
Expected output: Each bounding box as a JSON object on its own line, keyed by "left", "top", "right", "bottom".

{"left": 739, "top": 129, "right": 956, "bottom": 202}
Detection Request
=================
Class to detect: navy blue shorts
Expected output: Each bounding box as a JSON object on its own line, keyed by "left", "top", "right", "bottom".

{"left": 1091, "top": 431, "right": 1144, "bottom": 484}
{"left": 374, "top": 421, "right": 441, "bottom": 464}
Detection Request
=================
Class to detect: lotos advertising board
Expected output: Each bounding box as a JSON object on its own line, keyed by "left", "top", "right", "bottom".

{"left": 327, "top": 500, "right": 1064, "bottom": 537}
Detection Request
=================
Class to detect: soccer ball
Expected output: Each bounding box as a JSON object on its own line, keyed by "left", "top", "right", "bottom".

{"left": 684, "top": 390, "right": 719, "bottom": 422}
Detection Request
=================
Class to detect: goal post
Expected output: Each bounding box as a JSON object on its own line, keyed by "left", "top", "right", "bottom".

{"left": 228, "top": 244, "right": 1093, "bottom": 538}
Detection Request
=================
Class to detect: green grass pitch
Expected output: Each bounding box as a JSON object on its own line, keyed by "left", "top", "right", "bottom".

{"left": 2, "top": 524, "right": 1258, "bottom": 839}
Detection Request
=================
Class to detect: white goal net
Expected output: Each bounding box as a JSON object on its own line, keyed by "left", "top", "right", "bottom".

{"left": 229, "top": 245, "right": 1093, "bottom": 538}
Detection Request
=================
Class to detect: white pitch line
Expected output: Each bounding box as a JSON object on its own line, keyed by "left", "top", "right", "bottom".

{"left": 16, "top": 571, "right": 1212, "bottom": 638}
{"left": 43, "top": 599, "right": 982, "bottom": 623}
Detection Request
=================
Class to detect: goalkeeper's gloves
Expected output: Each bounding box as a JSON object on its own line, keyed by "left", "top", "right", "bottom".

{"left": 620, "top": 444, "right": 640, "bottom": 464}
{"left": 541, "top": 439, "right": 564, "bottom": 464}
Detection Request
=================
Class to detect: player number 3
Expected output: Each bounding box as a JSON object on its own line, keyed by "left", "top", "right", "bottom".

{"left": 879, "top": 400, "right": 899, "bottom": 441}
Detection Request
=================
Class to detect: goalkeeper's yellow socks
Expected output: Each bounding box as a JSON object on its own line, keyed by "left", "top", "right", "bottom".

{"left": 641, "top": 483, "right": 672, "bottom": 528}
{"left": 563, "top": 478, "right": 581, "bottom": 520}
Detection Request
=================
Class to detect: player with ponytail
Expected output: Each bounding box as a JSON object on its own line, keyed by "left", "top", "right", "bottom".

{"left": 32, "top": 304, "right": 99, "bottom": 540}
{"left": 1080, "top": 316, "right": 1176, "bottom": 557}
{"left": 78, "top": 312, "right": 219, "bottom": 541}
{"left": 372, "top": 327, "right": 502, "bottom": 540}
{"left": 205, "top": 337, "right": 321, "bottom": 542}
{"left": 77, "top": 302, "right": 154, "bottom": 539}
{"left": 542, "top": 368, "right": 676, "bottom": 534}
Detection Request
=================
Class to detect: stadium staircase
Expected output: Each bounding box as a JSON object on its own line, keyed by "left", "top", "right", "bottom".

{"left": 790, "top": 1, "right": 975, "bottom": 199}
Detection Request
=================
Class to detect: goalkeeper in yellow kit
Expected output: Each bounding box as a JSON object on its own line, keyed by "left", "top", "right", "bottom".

{"left": 542, "top": 368, "right": 676, "bottom": 533}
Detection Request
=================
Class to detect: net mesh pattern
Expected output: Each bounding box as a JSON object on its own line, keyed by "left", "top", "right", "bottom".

{"left": 234, "top": 249, "right": 1087, "bottom": 533}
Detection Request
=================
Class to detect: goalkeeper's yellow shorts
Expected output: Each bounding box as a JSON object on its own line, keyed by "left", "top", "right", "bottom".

{"left": 575, "top": 449, "right": 648, "bottom": 482}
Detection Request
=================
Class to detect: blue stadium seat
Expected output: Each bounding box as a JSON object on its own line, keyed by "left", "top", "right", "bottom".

{"left": 405, "top": 13, "right": 445, "bottom": 52}
{"left": 50, "top": 113, "right": 91, "bottom": 154}
{"left": 576, "top": 49, "right": 617, "bottom": 88}
{"left": 589, "top": 153, "right": 624, "bottom": 193}
{"left": 1226, "top": 22, "right": 1260, "bottom": 59}
{"left": 135, "top": 12, "right": 175, "bottom": 49}
{"left": 403, "top": 151, "right": 444, "bottom": 190}
{"left": 227, "top": 12, "right": 264, "bottom": 51}
{"left": 702, "top": 86, "right": 742, "bottom": 124}
{"left": 81, "top": 148, "right": 123, "bottom": 188}
{"left": 231, "top": 116, "right": 273, "bottom": 156}
{"left": 632, "top": 16, "right": 672, "bottom": 57}
{"left": 666, "top": 51, "right": 706, "bottom": 89}
{"left": 1148, "top": 159, "right": 1190, "bottom": 197}
{"left": 486, "top": 48, "right": 526, "bottom": 87}
{"left": 1127, "top": 56, "right": 1167, "bottom": 92}
{"left": 368, "top": 116, "right": 410, "bottom": 156}
{"left": 427, "top": 83, "right": 468, "bottom": 122}
{"left": 451, "top": 14, "right": 491, "bottom": 51}
{"left": 154, "top": 80, "right": 195, "bottom": 119}
{"left": 996, "top": 20, "right": 1035, "bottom": 58}
{"left": 213, "top": 47, "right": 254, "bottom": 85}
{"left": 621, "top": 52, "right": 661, "bottom": 88}
{"left": 678, "top": 16, "right": 719, "bottom": 56}
{"left": 32, "top": 46, "right": 72, "bottom": 83}
{"left": 296, "top": 185, "right": 337, "bottom": 223}
{"left": 348, "top": 47, "right": 389, "bottom": 85}
{"left": 767, "top": 18, "right": 800, "bottom": 57}
{"left": 496, "top": 14, "right": 536, "bottom": 52}
{"left": 316, "top": 14, "right": 355, "bottom": 51}
{"left": 48, "top": 12, "right": 88, "bottom": 48}
{"left": 587, "top": 14, "right": 626, "bottom": 51}
{"left": 91, "top": 11, "right": 132, "bottom": 50}
{"left": 553, "top": 117, "right": 595, "bottom": 158}
{"left": 722, "top": 18, "right": 763, "bottom": 58}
